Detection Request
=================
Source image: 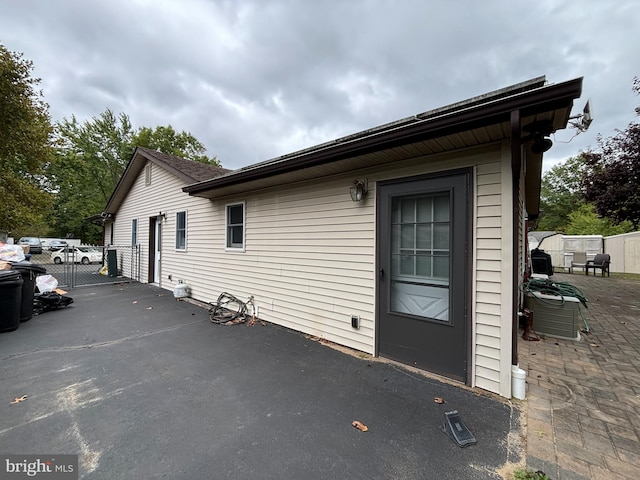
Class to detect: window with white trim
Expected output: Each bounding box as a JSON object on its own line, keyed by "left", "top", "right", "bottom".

{"left": 226, "top": 203, "right": 244, "bottom": 249}
{"left": 176, "top": 211, "right": 186, "bottom": 250}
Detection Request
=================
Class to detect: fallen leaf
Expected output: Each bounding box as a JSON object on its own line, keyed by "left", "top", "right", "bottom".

{"left": 146, "top": 306, "right": 153, "bottom": 310}
{"left": 132, "top": 301, "right": 138, "bottom": 304}
{"left": 352, "top": 420, "right": 368, "bottom": 432}
{"left": 590, "top": 343, "right": 599, "bottom": 348}
{"left": 10, "top": 395, "right": 28, "bottom": 405}
{"left": 536, "top": 430, "right": 546, "bottom": 438}
{"left": 434, "top": 397, "right": 446, "bottom": 404}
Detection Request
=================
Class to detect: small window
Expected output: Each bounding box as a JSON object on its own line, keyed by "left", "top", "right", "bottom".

{"left": 176, "top": 211, "right": 186, "bottom": 250}
{"left": 145, "top": 164, "right": 152, "bottom": 185}
{"left": 226, "top": 203, "right": 244, "bottom": 249}
{"left": 131, "top": 218, "right": 138, "bottom": 246}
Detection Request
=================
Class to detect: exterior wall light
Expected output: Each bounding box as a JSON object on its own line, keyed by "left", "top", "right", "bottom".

{"left": 350, "top": 178, "right": 368, "bottom": 202}
{"left": 531, "top": 135, "right": 553, "bottom": 153}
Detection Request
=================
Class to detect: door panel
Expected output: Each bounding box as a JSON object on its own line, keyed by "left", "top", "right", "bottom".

{"left": 377, "top": 169, "right": 471, "bottom": 382}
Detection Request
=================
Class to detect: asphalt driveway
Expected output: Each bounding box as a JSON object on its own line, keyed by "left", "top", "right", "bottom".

{"left": 0, "top": 283, "right": 520, "bottom": 479}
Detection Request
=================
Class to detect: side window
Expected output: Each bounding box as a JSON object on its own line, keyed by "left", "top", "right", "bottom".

{"left": 132, "top": 218, "right": 138, "bottom": 246}
{"left": 226, "top": 202, "right": 244, "bottom": 250}
{"left": 145, "top": 164, "right": 152, "bottom": 185}
{"left": 176, "top": 211, "right": 186, "bottom": 250}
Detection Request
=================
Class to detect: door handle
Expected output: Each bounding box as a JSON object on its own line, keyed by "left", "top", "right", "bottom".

{"left": 379, "top": 268, "right": 384, "bottom": 278}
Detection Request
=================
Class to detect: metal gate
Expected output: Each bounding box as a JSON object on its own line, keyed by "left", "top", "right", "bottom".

{"left": 34, "top": 245, "right": 140, "bottom": 288}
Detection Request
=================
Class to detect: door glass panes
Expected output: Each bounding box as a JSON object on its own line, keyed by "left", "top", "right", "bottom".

{"left": 434, "top": 224, "right": 449, "bottom": 249}
{"left": 390, "top": 192, "right": 451, "bottom": 321}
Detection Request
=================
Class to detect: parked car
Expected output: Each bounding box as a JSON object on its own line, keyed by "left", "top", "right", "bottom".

{"left": 51, "top": 246, "right": 102, "bottom": 265}
{"left": 48, "top": 240, "right": 69, "bottom": 251}
{"left": 18, "top": 237, "right": 43, "bottom": 254}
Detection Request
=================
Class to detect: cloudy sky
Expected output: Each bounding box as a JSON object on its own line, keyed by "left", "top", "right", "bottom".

{"left": 1, "top": 0, "right": 638, "bottom": 171}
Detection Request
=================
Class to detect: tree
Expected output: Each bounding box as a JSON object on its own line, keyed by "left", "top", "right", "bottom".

{"left": 565, "top": 203, "right": 633, "bottom": 236}
{"left": 537, "top": 156, "right": 588, "bottom": 231}
{"left": 0, "top": 43, "right": 54, "bottom": 237}
{"left": 49, "top": 110, "right": 136, "bottom": 243}
{"left": 133, "top": 125, "right": 219, "bottom": 165}
{"left": 582, "top": 77, "right": 640, "bottom": 230}
{"left": 49, "top": 109, "right": 219, "bottom": 243}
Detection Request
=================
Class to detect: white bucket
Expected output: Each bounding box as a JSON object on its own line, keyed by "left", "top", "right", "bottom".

{"left": 511, "top": 365, "right": 527, "bottom": 400}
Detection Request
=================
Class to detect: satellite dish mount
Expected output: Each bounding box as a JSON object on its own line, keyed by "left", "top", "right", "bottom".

{"left": 569, "top": 99, "right": 593, "bottom": 132}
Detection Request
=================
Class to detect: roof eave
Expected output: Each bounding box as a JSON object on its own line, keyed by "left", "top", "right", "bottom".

{"left": 184, "top": 77, "right": 583, "bottom": 196}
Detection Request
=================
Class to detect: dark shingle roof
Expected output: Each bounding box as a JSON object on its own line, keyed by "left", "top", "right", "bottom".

{"left": 101, "top": 146, "right": 231, "bottom": 216}
{"left": 136, "top": 147, "right": 230, "bottom": 182}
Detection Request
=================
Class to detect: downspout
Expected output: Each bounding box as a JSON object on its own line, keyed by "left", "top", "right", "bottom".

{"left": 510, "top": 110, "right": 522, "bottom": 367}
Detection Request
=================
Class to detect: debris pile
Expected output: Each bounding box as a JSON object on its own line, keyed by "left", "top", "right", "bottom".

{"left": 208, "top": 292, "right": 262, "bottom": 326}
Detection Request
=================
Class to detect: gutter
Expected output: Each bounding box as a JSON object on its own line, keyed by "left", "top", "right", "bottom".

{"left": 184, "top": 77, "right": 583, "bottom": 195}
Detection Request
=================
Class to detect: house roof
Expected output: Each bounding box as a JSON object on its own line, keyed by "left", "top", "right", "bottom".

{"left": 182, "top": 76, "right": 583, "bottom": 217}
{"left": 102, "top": 147, "right": 230, "bottom": 216}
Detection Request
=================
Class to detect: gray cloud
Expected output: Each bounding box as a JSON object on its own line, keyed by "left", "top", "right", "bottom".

{"left": 1, "top": 0, "right": 638, "bottom": 170}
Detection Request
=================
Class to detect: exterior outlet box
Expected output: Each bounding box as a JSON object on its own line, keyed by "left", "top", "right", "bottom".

{"left": 351, "top": 315, "right": 359, "bottom": 329}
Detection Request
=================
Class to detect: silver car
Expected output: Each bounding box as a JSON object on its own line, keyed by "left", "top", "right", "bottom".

{"left": 18, "top": 237, "right": 43, "bottom": 254}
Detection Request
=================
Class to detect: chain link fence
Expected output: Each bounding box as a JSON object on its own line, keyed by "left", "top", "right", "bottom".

{"left": 27, "top": 245, "right": 140, "bottom": 288}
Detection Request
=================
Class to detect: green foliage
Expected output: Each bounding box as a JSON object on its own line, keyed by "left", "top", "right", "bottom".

{"left": 0, "top": 43, "right": 54, "bottom": 237}
{"left": 565, "top": 204, "right": 634, "bottom": 236}
{"left": 133, "top": 125, "right": 219, "bottom": 165}
{"left": 49, "top": 109, "right": 220, "bottom": 243}
{"left": 1, "top": 44, "right": 220, "bottom": 243}
{"left": 513, "top": 468, "right": 549, "bottom": 480}
{"left": 48, "top": 109, "right": 135, "bottom": 243}
{"left": 582, "top": 76, "right": 640, "bottom": 229}
{"left": 537, "top": 156, "right": 588, "bottom": 231}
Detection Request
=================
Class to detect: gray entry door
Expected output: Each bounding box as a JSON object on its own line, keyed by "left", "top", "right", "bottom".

{"left": 376, "top": 169, "right": 471, "bottom": 383}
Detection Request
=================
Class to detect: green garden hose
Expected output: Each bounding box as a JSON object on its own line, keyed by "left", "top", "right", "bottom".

{"left": 521, "top": 278, "right": 591, "bottom": 333}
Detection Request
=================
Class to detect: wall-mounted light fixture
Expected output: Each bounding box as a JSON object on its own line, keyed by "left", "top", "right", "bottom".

{"left": 530, "top": 135, "right": 553, "bottom": 154}
{"left": 158, "top": 211, "right": 166, "bottom": 222}
{"left": 350, "top": 178, "right": 368, "bottom": 202}
{"left": 523, "top": 120, "right": 553, "bottom": 154}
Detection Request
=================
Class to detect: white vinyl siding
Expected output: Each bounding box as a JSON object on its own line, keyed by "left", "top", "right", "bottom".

{"left": 109, "top": 161, "right": 212, "bottom": 284}
{"left": 111, "top": 143, "right": 515, "bottom": 397}
{"left": 473, "top": 160, "right": 505, "bottom": 393}
{"left": 212, "top": 181, "right": 376, "bottom": 353}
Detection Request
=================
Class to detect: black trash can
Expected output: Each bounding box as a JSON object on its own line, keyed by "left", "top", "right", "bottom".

{"left": 12, "top": 261, "right": 47, "bottom": 322}
{"left": 0, "top": 270, "right": 23, "bottom": 332}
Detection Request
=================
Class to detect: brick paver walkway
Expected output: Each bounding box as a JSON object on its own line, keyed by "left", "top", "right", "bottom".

{"left": 519, "top": 273, "right": 640, "bottom": 479}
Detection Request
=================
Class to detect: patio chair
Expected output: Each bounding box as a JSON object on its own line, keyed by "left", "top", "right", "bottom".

{"left": 586, "top": 253, "right": 611, "bottom": 276}
{"left": 569, "top": 252, "right": 587, "bottom": 274}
